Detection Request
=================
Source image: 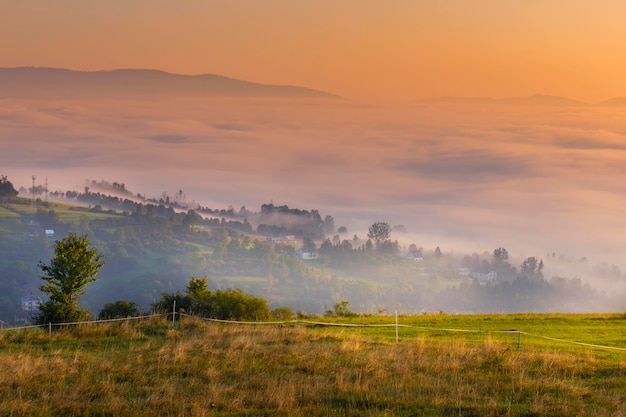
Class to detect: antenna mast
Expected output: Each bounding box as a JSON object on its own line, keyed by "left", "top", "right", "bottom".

{"left": 31, "top": 175, "right": 37, "bottom": 225}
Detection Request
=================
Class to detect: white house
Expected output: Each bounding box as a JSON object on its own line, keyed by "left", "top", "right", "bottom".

{"left": 296, "top": 249, "right": 318, "bottom": 260}
{"left": 469, "top": 271, "right": 498, "bottom": 282}
{"left": 21, "top": 295, "right": 41, "bottom": 312}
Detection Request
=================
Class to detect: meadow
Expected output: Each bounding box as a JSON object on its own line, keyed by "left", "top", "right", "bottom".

{"left": 1, "top": 200, "right": 123, "bottom": 224}
{"left": 1, "top": 313, "right": 624, "bottom": 416}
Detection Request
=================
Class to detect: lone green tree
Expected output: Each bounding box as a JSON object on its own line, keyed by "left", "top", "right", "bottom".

{"left": 36, "top": 233, "right": 104, "bottom": 324}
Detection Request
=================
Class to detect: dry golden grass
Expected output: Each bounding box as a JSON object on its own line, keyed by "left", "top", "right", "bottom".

{"left": 0, "top": 317, "right": 624, "bottom": 416}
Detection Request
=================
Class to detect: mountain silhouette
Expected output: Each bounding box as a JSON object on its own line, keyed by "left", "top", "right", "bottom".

{"left": 0, "top": 67, "right": 340, "bottom": 99}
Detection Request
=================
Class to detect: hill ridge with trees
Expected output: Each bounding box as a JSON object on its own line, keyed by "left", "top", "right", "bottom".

{"left": 1, "top": 175, "right": 623, "bottom": 325}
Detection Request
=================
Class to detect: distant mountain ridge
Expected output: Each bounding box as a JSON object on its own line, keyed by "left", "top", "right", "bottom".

{"left": 0, "top": 67, "right": 340, "bottom": 99}
{"left": 418, "top": 94, "right": 626, "bottom": 107}
{"left": 499, "top": 94, "right": 586, "bottom": 106}
{"left": 598, "top": 97, "right": 626, "bottom": 107}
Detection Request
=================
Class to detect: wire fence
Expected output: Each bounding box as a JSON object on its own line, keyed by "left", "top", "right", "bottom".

{"left": 2, "top": 312, "right": 625, "bottom": 352}
{"left": 0, "top": 313, "right": 168, "bottom": 334}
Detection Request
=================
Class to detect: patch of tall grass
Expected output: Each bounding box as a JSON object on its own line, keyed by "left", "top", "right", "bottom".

{"left": 0, "top": 315, "right": 624, "bottom": 416}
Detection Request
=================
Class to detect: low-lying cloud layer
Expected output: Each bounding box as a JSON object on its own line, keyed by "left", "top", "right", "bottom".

{"left": 3, "top": 97, "right": 626, "bottom": 281}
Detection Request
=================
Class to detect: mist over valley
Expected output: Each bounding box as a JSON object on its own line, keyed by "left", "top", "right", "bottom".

{"left": 2, "top": 68, "right": 626, "bottom": 320}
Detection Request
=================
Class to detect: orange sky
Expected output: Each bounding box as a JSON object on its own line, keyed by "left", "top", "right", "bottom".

{"left": 2, "top": 1, "right": 626, "bottom": 102}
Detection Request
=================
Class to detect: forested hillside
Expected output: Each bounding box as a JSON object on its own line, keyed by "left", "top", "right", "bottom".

{"left": 0, "top": 177, "right": 623, "bottom": 324}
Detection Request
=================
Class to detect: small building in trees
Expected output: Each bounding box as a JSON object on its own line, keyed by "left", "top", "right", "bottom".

{"left": 21, "top": 295, "right": 41, "bottom": 312}
{"left": 456, "top": 267, "right": 470, "bottom": 276}
{"left": 406, "top": 250, "right": 423, "bottom": 261}
{"left": 470, "top": 271, "right": 498, "bottom": 282}
{"left": 296, "top": 249, "right": 318, "bottom": 260}
{"left": 279, "top": 232, "right": 295, "bottom": 242}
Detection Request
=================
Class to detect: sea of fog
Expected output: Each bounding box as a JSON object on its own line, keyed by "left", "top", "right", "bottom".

{"left": 2, "top": 96, "right": 626, "bottom": 290}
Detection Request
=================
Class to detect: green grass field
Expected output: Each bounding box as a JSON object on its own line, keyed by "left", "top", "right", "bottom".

{"left": 0, "top": 205, "right": 25, "bottom": 234}
{"left": 1, "top": 314, "right": 624, "bottom": 416}
{"left": 0, "top": 201, "right": 126, "bottom": 236}
{"left": 310, "top": 313, "right": 626, "bottom": 359}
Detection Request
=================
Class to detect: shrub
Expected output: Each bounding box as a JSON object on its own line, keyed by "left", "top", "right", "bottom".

{"left": 272, "top": 306, "right": 294, "bottom": 320}
{"left": 155, "top": 277, "right": 271, "bottom": 321}
{"left": 98, "top": 300, "right": 141, "bottom": 319}
{"left": 325, "top": 300, "right": 357, "bottom": 317}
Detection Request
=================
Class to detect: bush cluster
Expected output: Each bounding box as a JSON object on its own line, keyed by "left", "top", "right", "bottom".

{"left": 154, "top": 277, "right": 271, "bottom": 321}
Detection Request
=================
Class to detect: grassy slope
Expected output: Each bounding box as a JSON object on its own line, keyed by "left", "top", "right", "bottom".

{"left": 0, "top": 314, "right": 624, "bottom": 416}
{"left": 2, "top": 200, "right": 123, "bottom": 220}
{"left": 0, "top": 206, "right": 21, "bottom": 234}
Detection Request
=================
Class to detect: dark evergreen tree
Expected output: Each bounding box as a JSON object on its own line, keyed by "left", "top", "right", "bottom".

{"left": 0, "top": 175, "right": 18, "bottom": 198}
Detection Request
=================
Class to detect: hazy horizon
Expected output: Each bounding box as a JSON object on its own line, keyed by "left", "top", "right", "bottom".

{"left": 4, "top": 66, "right": 626, "bottom": 105}
{"left": 4, "top": 2, "right": 626, "bottom": 103}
